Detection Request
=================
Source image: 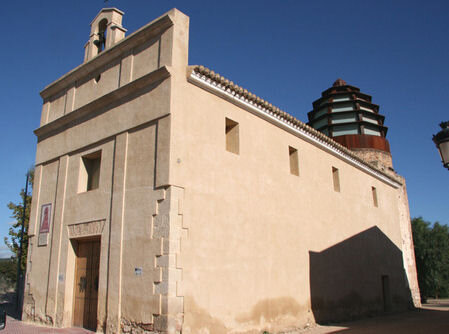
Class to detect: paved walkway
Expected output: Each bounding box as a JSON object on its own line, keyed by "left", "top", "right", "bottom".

{"left": 2, "top": 317, "right": 93, "bottom": 334}
{"left": 1, "top": 300, "right": 448, "bottom": 333}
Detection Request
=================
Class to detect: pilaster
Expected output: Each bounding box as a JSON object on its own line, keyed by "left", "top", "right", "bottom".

{"left": 45, "top": 155, "right": 69, "bottom": 324}
{"left": 106, "top": 132, "right": 129, "bottom": 333}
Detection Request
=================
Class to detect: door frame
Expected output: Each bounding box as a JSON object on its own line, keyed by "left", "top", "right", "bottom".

{"left": 71, "top": 237, "right": 101, "bottom": 330}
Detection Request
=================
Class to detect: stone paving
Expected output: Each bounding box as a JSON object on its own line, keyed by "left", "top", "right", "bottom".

{"left": 2, "top": 316, "right": 93, "bottom": 334}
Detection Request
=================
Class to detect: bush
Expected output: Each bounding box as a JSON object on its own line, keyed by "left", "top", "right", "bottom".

{"left": 0, "top": 258, "right": 16, "bottom": 294}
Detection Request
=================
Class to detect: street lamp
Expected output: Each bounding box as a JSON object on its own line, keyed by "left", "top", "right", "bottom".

{"left": 432, "top": 121, "right": 449, "bottom": 170}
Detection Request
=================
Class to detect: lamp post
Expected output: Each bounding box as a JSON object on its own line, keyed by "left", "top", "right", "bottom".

{"left": 432, "top": 121, "right": 449, "bottom": 170}
{"left": 15, "top": 171, "right": 29, "bottom": 319}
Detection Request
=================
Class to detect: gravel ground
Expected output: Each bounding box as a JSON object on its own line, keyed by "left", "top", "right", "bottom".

{"left": 290, "top": 299, "right": 449, "bottom": 334}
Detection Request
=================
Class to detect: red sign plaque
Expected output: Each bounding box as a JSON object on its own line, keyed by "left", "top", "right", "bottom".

{"left": 39, "top": 203, "right": 52, "bottom": 234}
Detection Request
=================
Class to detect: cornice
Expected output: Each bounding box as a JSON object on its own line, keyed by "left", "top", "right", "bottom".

{"left": 35, "top": 66, "right": 170, "bottom": 141}
{"left": 312, "top": 92, "right": 377, "bottom": 109}
{"left": 309, "top": 109, "right": 386, "bottom": 125}
{"left": 90, "top": 8, "right": 124, "bottom": 25}
{"left": 188, "top": 65, "right": 402, "bottom": 188}
{"left": 311, "top": 99, "right": 380, "bottom": 112}
{"left": 313, "top": 120, "right": 388, "bottom": 131}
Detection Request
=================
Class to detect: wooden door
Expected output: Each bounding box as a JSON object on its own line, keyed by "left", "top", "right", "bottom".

{"left": 73, "top": 239, "right": 100, "bottom": 330}
{"left": 382, "top": 275, "right": 391, "bottom": 312}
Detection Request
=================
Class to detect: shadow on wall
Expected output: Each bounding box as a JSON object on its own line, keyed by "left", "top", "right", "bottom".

{"left": 309, "top": 226, "right": 413, "bottom": 324}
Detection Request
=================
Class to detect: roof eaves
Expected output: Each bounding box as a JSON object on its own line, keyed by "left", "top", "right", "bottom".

{"left": 188, "top": 65, "right": 401, "bottom": 187}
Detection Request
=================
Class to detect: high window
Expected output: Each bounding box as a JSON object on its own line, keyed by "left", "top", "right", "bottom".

{"left": 289, "top": 146, "right": 299, "bottom": 176}
{"left": 332, "top": 167, "right": 340, "bottom": 192}
{"left": 372, "top": 186, "right": 378, "bottom": 207}
{"left": 225, "top": 118, "right": 239, "bottom": 154}
{"left": 79, "top": 151, "right": 102, "bottom": 192}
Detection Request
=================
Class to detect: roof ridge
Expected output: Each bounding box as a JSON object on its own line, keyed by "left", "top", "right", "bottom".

{"left": 190, "top": 65, "right": 401, "bottom": 185}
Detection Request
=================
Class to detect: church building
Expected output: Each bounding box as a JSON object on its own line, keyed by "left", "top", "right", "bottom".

{"left": 24, "top": 8, "right": 420, "bottom": 334}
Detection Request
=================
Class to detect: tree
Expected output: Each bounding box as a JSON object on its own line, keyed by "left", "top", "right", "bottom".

{"left": 412, "top": 217, "right": 449, "bottom": 300}
{"left": 0, "top": 258, "right": 17, "bottom": 288}
{"left": 4, "top": 169, "right": 33, "bottom": 271}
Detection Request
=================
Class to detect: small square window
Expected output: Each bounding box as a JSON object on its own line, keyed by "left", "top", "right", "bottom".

{"left": 372, "top": 186, "right": 378, "bottom": 207}
{"left": 289, "top": 146, "right": 299, "bottom": 176}
{"left": 225, "top": 118, "right": 239, "bottom": 154}
{"left": 332, "top": 167, "right": 340, "bottom": 192}
{"left": 79, "top": 151, "right": 101, "bottom": 192}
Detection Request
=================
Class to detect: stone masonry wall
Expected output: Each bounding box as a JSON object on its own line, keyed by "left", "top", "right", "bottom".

{"left": 121, "top": 186, "right": 186, "bottom": 334}
{"left": 351, "top": 148, "right": 421, "bottom": 308}
{"left": 351, "top": 148, "right": 394, "bottom": 172}
{"left": 396, "top": 178, "right": 421, "bottom": 307}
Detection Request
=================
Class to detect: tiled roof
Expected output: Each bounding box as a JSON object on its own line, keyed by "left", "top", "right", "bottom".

{"left": 333, "top": 78, "right": 347, "bottom": 87}
{"left": 190, "top": 65, "right": 401, "bottom": 185}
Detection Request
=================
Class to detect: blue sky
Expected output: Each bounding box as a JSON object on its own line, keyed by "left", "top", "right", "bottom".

{"left": 0, "top": 0, "right": 448, "bottom": 258}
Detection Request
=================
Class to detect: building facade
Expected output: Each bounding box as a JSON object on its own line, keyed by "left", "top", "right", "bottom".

{"left": 24, "top": 8, "right": 420, "bottom": 334}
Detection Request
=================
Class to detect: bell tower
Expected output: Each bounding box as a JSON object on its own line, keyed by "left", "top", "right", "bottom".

{"left": 84, "top": 8, "right": 127, "bottom": 62}
{"left": 307, "top": 79, "right": 393, "bottom": 172}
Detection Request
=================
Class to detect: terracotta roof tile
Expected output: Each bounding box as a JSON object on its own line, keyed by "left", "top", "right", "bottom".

{"left": 190, "top": 65, "right": 402, "bottom": 185}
